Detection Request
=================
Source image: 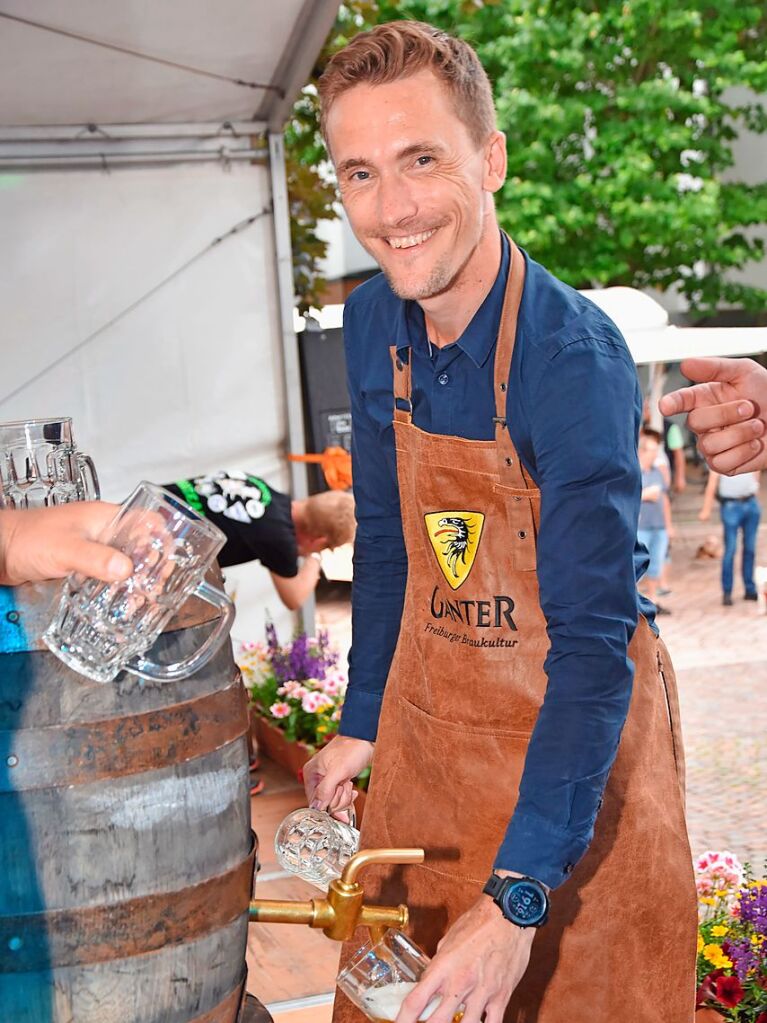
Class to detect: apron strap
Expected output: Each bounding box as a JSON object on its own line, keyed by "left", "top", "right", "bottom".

{"left": 493, "top": 238, "right": 542, "bottom": 554}
{"left": 390, "top": 347, "right": 413, "bottom": 424}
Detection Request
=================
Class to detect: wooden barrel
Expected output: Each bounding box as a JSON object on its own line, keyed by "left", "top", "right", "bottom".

{"left": 0, "top": 575, "right": 254, "bottom": 1023}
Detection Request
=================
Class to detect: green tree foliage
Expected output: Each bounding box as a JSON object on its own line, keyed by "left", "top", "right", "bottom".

{"left": 287, "top": 1, "right": 767, "bottom": 313}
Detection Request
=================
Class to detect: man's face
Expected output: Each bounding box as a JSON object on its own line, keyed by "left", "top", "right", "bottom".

{"left": 325, "top": 70, "right": 503, "bottom": 301}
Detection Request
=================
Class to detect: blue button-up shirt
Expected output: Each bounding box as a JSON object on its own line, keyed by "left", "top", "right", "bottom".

{"left": 340, "top": 232, "right": 655, "bottom": 890}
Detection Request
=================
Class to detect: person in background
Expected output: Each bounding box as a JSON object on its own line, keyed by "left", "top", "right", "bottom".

{"left": 0, "top": 502, "right": 131, "bottom": 587}
{"left": 659, "top": 357, "right": 767, "bottom": 474}
{"left": 637, "top": 430, "right": 674, "bottom": 614}
{"left": 165, "top": 471, "right": 356, "bottom": 611}
{"left": 699, "top": 468, "right": 761, "bottom": 606}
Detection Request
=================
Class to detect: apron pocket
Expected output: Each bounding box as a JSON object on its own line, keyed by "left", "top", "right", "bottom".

{"left": 375, "top": 695, "right": 529, "bottom": 882}
{"left": 492, "top": 483, "right": 539, "bottom": 572}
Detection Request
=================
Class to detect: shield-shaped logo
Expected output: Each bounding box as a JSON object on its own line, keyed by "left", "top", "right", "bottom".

{"left": 424, "top": 511, "right": 485, "bottom": 590}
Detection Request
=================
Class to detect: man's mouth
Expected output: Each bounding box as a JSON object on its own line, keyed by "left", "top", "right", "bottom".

{"left": 385, "top": 228, "right": 437, "bottom": 250}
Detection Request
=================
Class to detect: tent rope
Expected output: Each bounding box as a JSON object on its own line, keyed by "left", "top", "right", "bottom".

{"left": 0, "top": 205, "right": 273, "bottom": 405}
{"left": 0, "top": 10, "right": 285, "bottom": 96}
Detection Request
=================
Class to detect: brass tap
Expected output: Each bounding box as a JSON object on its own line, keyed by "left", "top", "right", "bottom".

{"left": 249, "top": 847, "right": 424, "bottom": 944}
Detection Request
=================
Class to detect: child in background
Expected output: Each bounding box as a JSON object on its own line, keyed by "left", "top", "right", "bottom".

{"left": 637, "top": 430, "right": 674, "bottom": 615}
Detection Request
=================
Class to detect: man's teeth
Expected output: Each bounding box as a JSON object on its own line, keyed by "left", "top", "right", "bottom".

{"left": 387, "top": 229, "right": 436, "bottom": 250}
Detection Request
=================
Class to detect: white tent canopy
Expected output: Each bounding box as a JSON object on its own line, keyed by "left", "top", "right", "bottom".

{"left": 299, "top": 287, "right": 767, "bottom": 366}
{"left": 0, "top": 0, "right": 341, "bottom": 640}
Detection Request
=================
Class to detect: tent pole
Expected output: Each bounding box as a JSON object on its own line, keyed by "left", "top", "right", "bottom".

{"left": 269, "top": 129, "right": 314, "bottom": 634}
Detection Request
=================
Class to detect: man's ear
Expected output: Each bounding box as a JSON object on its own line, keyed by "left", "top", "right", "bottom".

{"left": 483, "top": 130, "right": 507, "bottom": 194}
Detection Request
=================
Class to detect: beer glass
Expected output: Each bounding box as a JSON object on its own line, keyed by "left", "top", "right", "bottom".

{"left": 43, "top": 482, "right": 234, "bottom": 684}
{"left": 337, "top": 930, "right": 462, "bottom": 1023}
{"left": 274, "top": 807, "right": 359, "bottom": 889}
{"left": 0, "top": 417, "right": 99, "bottom": 508}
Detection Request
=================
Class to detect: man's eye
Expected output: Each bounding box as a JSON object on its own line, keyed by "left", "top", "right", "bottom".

{"left": 351, "top": 170, "right": 370, "bottom": 181}
{"left": 416, "top": 155, "right": 433, "bottom": 167}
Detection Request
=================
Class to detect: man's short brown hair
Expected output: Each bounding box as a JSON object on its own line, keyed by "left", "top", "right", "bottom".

{"left": 303, "top": 490, "right": 356, "bottom": 549}
{"left": 318, "top": 20, "right": 496, "bottom": 149}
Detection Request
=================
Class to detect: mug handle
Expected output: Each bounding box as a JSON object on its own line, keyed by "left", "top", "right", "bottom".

{"left": 76, "top": 453, "right": 101, "bottom": 501}
{"left": 127, "top": 580, "right": 235, "bottom": 683}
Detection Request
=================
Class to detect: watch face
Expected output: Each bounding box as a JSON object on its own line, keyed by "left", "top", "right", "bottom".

{"left": 502, "top": 880, "right": 548, "bottom": 926}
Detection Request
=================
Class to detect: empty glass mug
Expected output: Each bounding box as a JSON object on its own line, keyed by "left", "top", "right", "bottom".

{"left": 337, "top": 929, "right": 462, "bottom": 1023}
{"left": 0, "top": 417, "right": 99, "bottom": 509}
{"left": 274, "top": 807, "right": 360, "bottom": 889}
{"left": 43, "top": 481, "right": 234, "bottom": 684}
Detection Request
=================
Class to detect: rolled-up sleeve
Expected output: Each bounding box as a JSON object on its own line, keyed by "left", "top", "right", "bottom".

{"left": 338, "top": 303, "right": 408, "bottom": 742}
{"left": 495, "top": 336, "right": 642, "bottom": 889}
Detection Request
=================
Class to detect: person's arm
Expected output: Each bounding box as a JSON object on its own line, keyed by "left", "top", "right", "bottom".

{"left": 672, "top": 447, "right": 687, "bottom": 493}
{"left": 269, "top": 555, "right": 322, "bottom": 611}
{"left": 664, "top": 492, "right": 674, "bottom": 537}
{"left": 659, "top": 357, "right": 767, "bottom": 474}
{"left": 699, "top": 471, "right": 719, "bottom": 522}
{"left": 497, "top": 337, "right": 642, "bottom": 889}
{"left": 0, "top": 503, "right": 132, "bottom": 586}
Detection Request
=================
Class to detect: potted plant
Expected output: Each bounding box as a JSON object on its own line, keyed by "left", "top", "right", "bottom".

{"left": 239, "top": 623, "right": 370, "bottom": 819}
{"left": 694, "top": 851, "right": 767, "bottom": 1022}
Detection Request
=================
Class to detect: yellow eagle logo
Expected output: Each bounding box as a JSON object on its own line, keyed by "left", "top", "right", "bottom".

{"left": 424, "top": 511, "right": 485, "bottom": 590}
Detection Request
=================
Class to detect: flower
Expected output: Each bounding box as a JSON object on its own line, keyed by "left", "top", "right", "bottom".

{"left": 695, "top": 857, "right": 767, "bottom": 1020}
{"left": 714, "top": 974, "right": 744, "bottom": 1008}
{"left": 301, "top": 691, "right": 328, "bottom": 714}
{"left": 240, "top": 623, "right": 346, "bottom": 748}
{"left": 703, "top": 944, "right": 733, "bottom": 970}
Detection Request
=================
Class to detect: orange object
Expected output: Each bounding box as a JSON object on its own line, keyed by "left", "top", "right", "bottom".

{"left": 288, "top": 446, "right": 352, "bottom": 490}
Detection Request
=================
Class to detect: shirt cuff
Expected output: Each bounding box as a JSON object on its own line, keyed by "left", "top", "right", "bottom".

{"left": 494, "top": 809, "right": 595, "bottom": 890}
{"left": 338, "top": 688, "right": 384, "bottom": 742}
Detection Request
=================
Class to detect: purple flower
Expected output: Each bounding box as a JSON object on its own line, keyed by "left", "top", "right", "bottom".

{"left": 738, "top": 884, "right": 767, "bottom": 937}
{"left": 726, "top": 937, "right": 761, "bottom": 981}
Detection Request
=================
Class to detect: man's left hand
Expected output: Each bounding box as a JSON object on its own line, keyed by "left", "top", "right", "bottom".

{"left": 395, "top": 891, "right": 536, "bottom": 1023}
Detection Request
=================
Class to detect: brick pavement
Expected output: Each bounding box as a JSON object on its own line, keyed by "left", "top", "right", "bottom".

{"left": 648, "top": 468, "right": 767, "bottom": 868}
{"left": 316, "top": 465, "right": 767, "bottom": 866}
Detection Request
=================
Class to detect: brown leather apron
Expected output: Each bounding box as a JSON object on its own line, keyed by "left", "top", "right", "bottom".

{"left": 335, "top": 241, "right": 697, "bottom": 1022}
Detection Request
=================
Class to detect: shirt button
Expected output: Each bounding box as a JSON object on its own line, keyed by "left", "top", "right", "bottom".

{"left": 438, "top": 372, "right": 449, "bottom": 386}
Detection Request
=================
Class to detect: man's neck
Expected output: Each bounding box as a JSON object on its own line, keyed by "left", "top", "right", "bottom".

{"left": 420, "top": 219, "right": 503, "bottom": 347}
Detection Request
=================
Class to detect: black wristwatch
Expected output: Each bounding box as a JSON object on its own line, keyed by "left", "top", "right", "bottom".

{"left": 483, "top": 872, "right": 549, "bottom": 928}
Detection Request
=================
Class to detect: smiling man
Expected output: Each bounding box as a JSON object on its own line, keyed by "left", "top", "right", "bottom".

{"left": 302, "top": 21, "right": 697, "bottom": 1023}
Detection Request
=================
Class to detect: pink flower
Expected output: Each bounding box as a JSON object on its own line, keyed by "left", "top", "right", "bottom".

{"left": 269, "top": 702, "right": 291, "bottom": 719}
{"left": 321, "top": 677, "right": 341, "bottom": 696}
{"left": 301, "top": 691, "right": 326, "bottom": 714}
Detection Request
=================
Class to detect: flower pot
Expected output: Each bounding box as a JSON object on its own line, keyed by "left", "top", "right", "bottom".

{"left": 695, "top": 1009, "right": 726, "bottom": 1022}
{"left": 252, "top": 713, "right": 314, "bottom": 780}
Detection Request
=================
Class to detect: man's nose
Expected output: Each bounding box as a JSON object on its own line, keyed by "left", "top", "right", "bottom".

{"left": 376, "top": 173, "right": 418, "bottom": 228}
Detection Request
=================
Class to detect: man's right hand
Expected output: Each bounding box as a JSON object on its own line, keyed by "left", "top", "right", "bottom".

{"left": 303, "top": 734, "right": 375, "bottom": 821}
{"left": 659, "top": 357, "right": 767, "bottom": 474}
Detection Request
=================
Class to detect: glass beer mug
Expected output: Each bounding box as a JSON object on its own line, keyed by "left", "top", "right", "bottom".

{"left": 0, "top": 416, "right": 99, "bottom": 508}
{"left": 337, "top": 929, "right": 464, "bottom": 1023}
{"left": 43, "top": 482, "right": 234, "bottom": 684}
{"left": 274, "top": 807, "right": 360, "bottom": 889}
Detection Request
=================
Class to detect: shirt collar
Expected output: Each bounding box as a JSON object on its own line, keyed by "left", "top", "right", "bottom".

{"left": 395, "top": 230, "right": 510, "bottom": 368}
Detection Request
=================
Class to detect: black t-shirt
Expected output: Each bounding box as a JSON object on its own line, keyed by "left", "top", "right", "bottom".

{"left": 165, "top": 472, "right": 298, "bottom": 576}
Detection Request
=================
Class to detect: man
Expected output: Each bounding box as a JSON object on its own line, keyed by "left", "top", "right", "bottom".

{"left": 0, "top": 502, "right": 131, "bottom": 587}
{"left": 660, "top": 357, "right": 767, "bottom": 474}
{"left": 699, "top": 467, "right": 762, "bottom": 605}
{"left": 165, "top": 471, "right": 356, "bottom": 610}
{"left": 302, "top": 21, "right": 696, "bottom": 1023}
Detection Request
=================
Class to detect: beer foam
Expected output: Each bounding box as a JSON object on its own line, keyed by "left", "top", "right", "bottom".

{"left": 361, "top": 982, "right": 442, "bottom": 1022}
